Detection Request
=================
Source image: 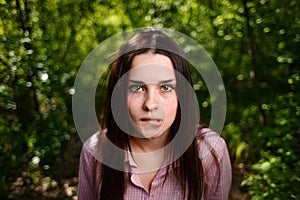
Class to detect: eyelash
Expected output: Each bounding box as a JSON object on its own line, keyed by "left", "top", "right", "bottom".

{"left": 128, "top": 84, "right": 175, "bottom": 93}
{"left": 129, "top": 85, "right": 144, "bottom": 92}
{"left": 160, "top": 85, "right": 175, "bottom": 92}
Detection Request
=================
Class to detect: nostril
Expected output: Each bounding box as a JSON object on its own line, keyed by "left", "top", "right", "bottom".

{"left": 143, "top": 103, "right": 158, "bottom": 111}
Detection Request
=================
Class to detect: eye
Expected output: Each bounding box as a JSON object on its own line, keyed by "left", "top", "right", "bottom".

{"left": 160, "top": 85, "right": 175, "bottom": 92}
{"left": 129, "top": 85, "right": 144, "bottom": 92}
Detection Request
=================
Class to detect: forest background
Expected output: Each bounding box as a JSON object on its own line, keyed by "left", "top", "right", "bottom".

{"left": 0, "top": 0, "right": 299, "bottom": 199}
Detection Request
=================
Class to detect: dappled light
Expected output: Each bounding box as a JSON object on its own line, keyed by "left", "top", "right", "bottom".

{"left": 0, "top": 0, "right": 299, "bottom": 199}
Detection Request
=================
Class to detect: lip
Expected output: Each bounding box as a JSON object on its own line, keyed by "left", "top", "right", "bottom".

{"left": 140, "top": 118, "right": 163, "bottom": 126}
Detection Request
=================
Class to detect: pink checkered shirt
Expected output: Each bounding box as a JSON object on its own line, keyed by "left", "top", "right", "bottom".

{"left": 78, "top": 127, "right": 232, "bottom": 199}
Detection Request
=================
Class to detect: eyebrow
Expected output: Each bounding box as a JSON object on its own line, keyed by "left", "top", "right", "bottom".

{"left": 129, "top": 79, "right": 176, "bottom": 84}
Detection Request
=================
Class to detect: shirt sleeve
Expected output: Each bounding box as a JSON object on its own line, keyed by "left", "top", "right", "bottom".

{"left": 219, "top": 145, "right": 232, "bottom": 199}
{"left": 197, "top": 129, "right": 232, "bottom": 200}
{"left": 77, "top": 145, "right": 97, "bottom": 200}
{"left": 203, "top": 136, "right": 232, "bottom": 200}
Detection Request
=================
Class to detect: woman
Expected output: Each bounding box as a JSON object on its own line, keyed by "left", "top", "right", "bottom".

{"left": 78, "top": 28, "right": 232, "bottom": 199}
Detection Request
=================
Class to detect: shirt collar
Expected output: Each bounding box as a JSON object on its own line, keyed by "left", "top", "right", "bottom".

{"left": 124, "top": 147, "right": 138, "bottom": 171}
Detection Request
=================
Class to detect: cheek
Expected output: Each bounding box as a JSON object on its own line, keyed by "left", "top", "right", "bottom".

{"left": 127, "top": 99, "right": 134, "bottom": 115}
{"left": 165, "top": 99, "right": 178, "bottom": 118}
{"left": 127, "top": 98, "right": 140, "bottom": 120}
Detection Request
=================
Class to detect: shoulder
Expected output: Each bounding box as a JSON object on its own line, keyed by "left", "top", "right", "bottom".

{"left": 78, "top": 131, "right": 103, "bottom": 198}
{"left": 82, "top": 131, "right": 101, "bottom": 155}
{"left": 80, "top": 130, "right": 108, "bottom": 166}
{"left": 80, "top": 132, "right": 102, "bottom": 170}
{"left": 195, "top": 125, "right": 229, "bottom": 170}
{"left": 195, "top": 125, "right": 232, "bottom": 199}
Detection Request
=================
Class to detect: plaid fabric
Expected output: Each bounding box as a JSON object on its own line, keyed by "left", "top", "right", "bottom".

{"left": 78, "top": 127, "right": 232, "bottom": 200}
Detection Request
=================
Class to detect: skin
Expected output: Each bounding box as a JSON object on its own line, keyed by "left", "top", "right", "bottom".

{"left": 127, "top": 52, "right": 178, "bottom": 150}
{"left": 126, "top": 52, "right": 178, "bottom": 192}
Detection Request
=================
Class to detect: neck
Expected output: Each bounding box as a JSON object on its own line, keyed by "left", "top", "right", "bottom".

{"left": 128, "top": 131, "right": 170, "bottom": 173}
{"left": 129, "top": 132, "right": 169, "bottom": 153}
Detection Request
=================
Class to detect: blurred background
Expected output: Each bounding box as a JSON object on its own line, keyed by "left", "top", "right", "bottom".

{"left": 0, "top": 0, "right": 299, "bottom": 199}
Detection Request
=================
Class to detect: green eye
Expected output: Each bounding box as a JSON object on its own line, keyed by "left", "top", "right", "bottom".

{"left": 129, "top": 85, "right": 144, "bottom": 92}
{"left": 161, "top": 85, "right": 175, "bottom": 92}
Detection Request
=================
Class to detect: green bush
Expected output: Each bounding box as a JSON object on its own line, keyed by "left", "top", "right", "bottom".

{"left": 241, "top": 75, "right": 300, "bottom": 199}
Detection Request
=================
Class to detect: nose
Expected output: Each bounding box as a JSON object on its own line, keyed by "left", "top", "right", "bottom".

{"left": 143, "top": 87, "right": 159, "bottom": 111}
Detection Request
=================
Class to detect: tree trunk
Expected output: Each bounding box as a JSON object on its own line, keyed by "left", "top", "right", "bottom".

{"left": 15, "top": 0, "right": 40, "bottom": 128}
{"left": 242, "top": 0, "right": 267, "bottom": 126}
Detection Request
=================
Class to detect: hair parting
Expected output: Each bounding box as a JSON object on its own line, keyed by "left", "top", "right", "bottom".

{"left": 96, "top": 28, "right": 221, "bottom": 200}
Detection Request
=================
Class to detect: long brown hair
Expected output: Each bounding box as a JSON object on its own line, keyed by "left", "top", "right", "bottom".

{"left": 98, "top": 29, "right": 204, "bottom": 199}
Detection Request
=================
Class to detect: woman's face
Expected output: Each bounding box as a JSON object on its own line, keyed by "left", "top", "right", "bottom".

{"left": 127, "top": 52, "right": 178, "bottom": 140}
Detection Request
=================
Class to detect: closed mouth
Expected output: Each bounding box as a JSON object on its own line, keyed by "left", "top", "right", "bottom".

{"left": 140, "top": 118, "right": 163, "bottom": 125}
{"left": 141, "top": 118, "right": 162, "bottom": 122}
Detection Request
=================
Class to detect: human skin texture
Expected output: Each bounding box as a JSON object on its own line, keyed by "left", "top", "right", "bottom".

{"left": 127, "top": 52, "right": 178, "bottom": 151}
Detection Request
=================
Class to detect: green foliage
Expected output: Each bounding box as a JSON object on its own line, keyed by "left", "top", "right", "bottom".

{"left": 241, "top": 75, "right": 300, "bottom": 199}
{"left": 242, "top": 154, "right": 300, "bottom": 200}
{"left": 0, "top": 0, "right": 133, "bottom": 197}
{"left": 0, "top": 0, "right": 299, "bottom": 198}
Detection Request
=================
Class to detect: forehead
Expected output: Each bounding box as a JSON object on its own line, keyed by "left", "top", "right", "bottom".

{"left": 129, "top": 53, "right": 175, "bottom": 83}
{"left": 131, "top": 52, "right": 173, "bottom": 69}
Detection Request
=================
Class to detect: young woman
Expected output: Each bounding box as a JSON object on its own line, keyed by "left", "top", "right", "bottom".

{"left": 78, "top": 29, "right": 232, "bottom": 199}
